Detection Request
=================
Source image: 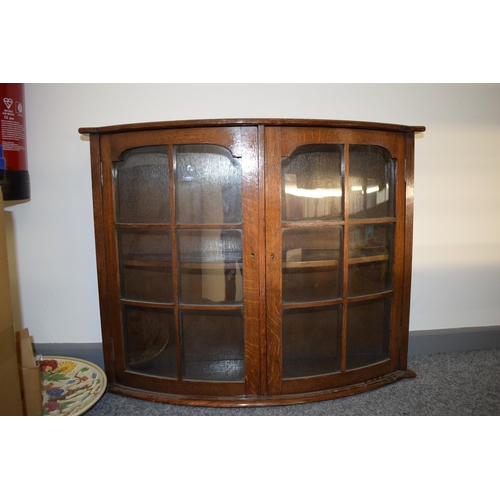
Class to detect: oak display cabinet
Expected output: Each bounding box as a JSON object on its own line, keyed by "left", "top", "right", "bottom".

{"left": 79, "top": 119, "right": 425, "bottom": 407}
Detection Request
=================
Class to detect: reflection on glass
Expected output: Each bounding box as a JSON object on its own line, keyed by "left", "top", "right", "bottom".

{"left": 123, "top": 306, "right": 176, "bottom": 377}
{"left": 282, "top": 227, "right": 342, "bottom": 303}
{"left": 349, "top": 145, "right": 394, "bottom": 219}
{"left": 175, "top": 145, "right": 242, "bottom": 224}
{"left": 348, "top": 224, "right": 393, "bottom": 297}
{"left": 118, "top": 229, "right": 173, "bottom": 303}
{"left": 114, "top": 146, "right": 170, "bottom": 223}
{"left": 181, "top": 310, "right": 244, "bottom": 381}
{"left": 282, "top": 306, "right": 341, "bottom": 378}
{"left": 178, "top": 229, "right": 243, "bottom": 304}
{"left": 282, "top": 145, "right": 343, "bottom": 221}
{"left": 346, "top": 297, "right": 391, "bottom": 369}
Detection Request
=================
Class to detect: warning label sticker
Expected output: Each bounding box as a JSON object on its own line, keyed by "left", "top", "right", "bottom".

{"left": 2, "top": 119, "right": 25, "bottom": 141}
{"left": 2, "top": 95, "right": 25, "bottom": 152}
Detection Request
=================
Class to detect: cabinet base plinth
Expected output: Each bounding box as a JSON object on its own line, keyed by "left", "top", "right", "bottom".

{"left": 106, "top": 370, "right": 416, "bottom": 408}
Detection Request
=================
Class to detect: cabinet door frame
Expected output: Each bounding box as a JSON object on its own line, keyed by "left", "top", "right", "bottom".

{"left": 264, "top": 126, "right": 409, "bottom": 396}
{"left": 95, "top": 126, "right": 262, "bottom": 397}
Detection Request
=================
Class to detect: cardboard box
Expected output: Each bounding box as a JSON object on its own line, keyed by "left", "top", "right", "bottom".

{"left": 16, "top": 328, "right": 42, "bottom": 416}
{"left": 0, "top": 189, "right": 24, "bottom": 415}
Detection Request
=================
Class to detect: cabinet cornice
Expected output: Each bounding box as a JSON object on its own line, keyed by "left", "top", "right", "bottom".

{"left": 79, "top": 118, "right": 425, "bottom": 135}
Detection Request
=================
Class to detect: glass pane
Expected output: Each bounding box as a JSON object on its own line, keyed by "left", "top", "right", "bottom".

{"left": 282, "top": 145, "right": 343, "bottom": 221}
{"left": 123, "top": 306, "right": 176, "bottom": 377}
{"left": 175, "top": 145, "right": 242, "bottom": 224}
{"left": 181, "top": 310, "right": 244, "bottom": 381}
{"left": 346, "top": 297, "right": 391, "bottom": 370}
{"left": 282, "top": 305, "right": 341, "bottom": 378}
{"left": 348, "top": 223, "right": 393, "bottom": 297}
{"left": 178, "top": 229, "right": 243, "bottom": 304}
{"left": 349, "top": 145, "right": 394, "bottom": 219}
{"left": 114, "top": 146, "right": 170, "bottom": 223}
{"left": 282, "top": 227, "right": 342, "bottom": 303}
{"left": 118, "top": 228, "right": 173, "bottom": 303}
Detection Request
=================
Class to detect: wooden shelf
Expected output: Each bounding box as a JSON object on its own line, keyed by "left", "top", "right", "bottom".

{"left": 122, "top": 259, "right": 241, "bottom": 270}
{"left": 123, "top": 253, "right": 388, "bottom": 270}
{"left": 284, "top": 254, "right": 388, "bottom": 269}
{"left": 122, "top": 259, "right": 171, "bottom": 268}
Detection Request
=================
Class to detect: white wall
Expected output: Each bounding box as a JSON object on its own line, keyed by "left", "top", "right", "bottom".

{"left": 4, "top": 83, "right": 500, "bottom": 343}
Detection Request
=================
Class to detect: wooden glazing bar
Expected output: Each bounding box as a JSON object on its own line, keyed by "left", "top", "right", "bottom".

{"left": 179, "top": 262, "right": 243, "bottom": 270}
{"left": 120, "top": 299, "right": 175, "bottom": 309}
{"left": 178, "top": 304, "right": 244, "bottom": 311}
{"left": 169, "top": 144, "right": 183, "bottom": 382}
{"left": 115, "top": 223, "right": 171, "bottom": 229}
{"left": 282, "top": 298, "right": 344, "bottom": 310}
{"left": 340, "top": 144, "right": 349, "bottom": 373}
{"left": 281, "top": 220, "right": 345, "bottom": 228}
{"left": 345, "top": 290, "right": 394, "bottom": 304}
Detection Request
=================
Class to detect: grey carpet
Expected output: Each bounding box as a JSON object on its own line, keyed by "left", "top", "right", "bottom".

{"left": 84, "top": 347, "right": 500, "bottom": 416}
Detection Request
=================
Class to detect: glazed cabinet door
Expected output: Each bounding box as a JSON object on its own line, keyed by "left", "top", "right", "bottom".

{"left": 97, "top": 127, "right": 261, "bottom": 398}
{"left": 265, "top": 127, "right": 408, "bottom": 396}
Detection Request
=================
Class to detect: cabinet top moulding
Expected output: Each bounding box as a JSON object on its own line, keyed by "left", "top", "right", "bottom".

{"left": 78, "top": 118, "right": 426, "bottom": 135}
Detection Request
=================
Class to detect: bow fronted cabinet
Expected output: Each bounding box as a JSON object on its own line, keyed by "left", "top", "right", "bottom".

{"left": 79, "top": 119, "right": 425, "bottom": 407}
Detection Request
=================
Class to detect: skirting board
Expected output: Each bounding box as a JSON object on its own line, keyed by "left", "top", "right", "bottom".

{"left": 34, "top": 326, "right": 500, "bottom": 371}
{"left": 408, "top": 325, "right": 500, "bottom": 356}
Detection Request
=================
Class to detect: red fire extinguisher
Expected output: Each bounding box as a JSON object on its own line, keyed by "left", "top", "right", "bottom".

{"left": 0, "top": 83, "right": 30, "bottom": 201}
